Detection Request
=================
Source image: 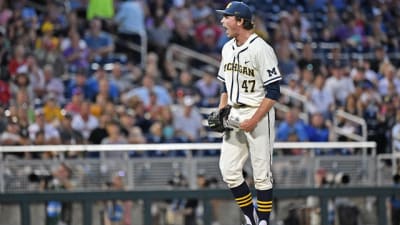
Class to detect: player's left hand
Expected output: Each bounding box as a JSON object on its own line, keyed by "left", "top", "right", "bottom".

{"left": 240, "top": 119, "right": 258, "bottom": 132}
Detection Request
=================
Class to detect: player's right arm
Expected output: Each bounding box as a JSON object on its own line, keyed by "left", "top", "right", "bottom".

{"left": 218, "top": 92, "right": 228, "bottom": 109}
{"left": 217, "top": 45, "right": 229, "bottom": 110}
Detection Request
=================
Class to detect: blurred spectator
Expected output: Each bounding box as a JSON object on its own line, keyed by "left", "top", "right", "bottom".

{"left": 0, "top": 26, "right": 10, "bottom": 79}
{"left": 290, "top": 7, "right": 312, "bottom": 41}
{"left": 159, "top": 106, "right": 176, "bottom": 142}
{"left": 195, "top": 14, "right": 222, "bottom": 47}
{"left": 65, "top": 88, "right": 84, "bottom": 115}
{"left": 190, "top": 0, "right": 211, "bottom": 25}
{"left": 88, "top": 113, "right": 111, "bottom": 145}
{"left": 84, "top": 18, "right": 114, "bottom": 61}
{"left": 15, "top": 105, "right": 32, "bottom": 143}
{"left": 146, "top": 121, "right": 170, "bottom": 157}
{"left": 370, "top": 46, "right": 387, "bottom": 73}
{"left": 90, "top": 94, "right": 108, "bottom": 118}
{"left": 10, "top": 72, "right": 34, "bottom": 103}
{"left": 306, "top": 113, "right": 330, "bottom": 145}
{"left": 0, "top": 78, "right": 10, "bottom": 106}
{"left": 307, "top": 75, "right": 335, "bottom": 119}
{"left": 118, "top": 109, "right": 135, "bottom": 136}
{"left": 169, "top": 19, "right": 197, "bottom": 49}
{"left": 279, "top": 75, "right": 303, "bottom": 108}
{"left": 35, "top": 21, "right": 60, "bottom": 53}
{"left": 297, "top": 42, "right": 324, "bottom": 75}
{"left": 0, "top": 119, "right": 23, "bottom": 146}
{"left": 102, "top": 173, "right": 132, "bottom": 225}
{"left": 363, "top": 95, "right": 387, "bottom": 154}
{"left": 109, "top": 62, "right": 134, "bottom": 94}
{"left": 96, "top": 78, "right": 120, "bottom": 103}
{"left": 87, "top": 0, "right": 114, "bottom": 20}
{"left": 101, "top": 120, "right": 128, "bottom": 159}
{"left": 43, "top": 65, "right": 65, "bottom": 104}
{"left": 58, "top": 112, "right": 84, "bottom": 145}
{"left": 17, "top": 54, "right": 46, "bottom": 99}
{"left": 28, "top": 108, "right": 60, "bottom": 145}
{"left": 71, "top": 101, "right": 99, "bottom": 140}
{"left": 41, "top": 163, "right": 74, "bottom": 225}
{"left": 194, "top": 65, "right": 220, "bottom": 107}
{"left": 299, "top": 68, "right": 316, "bottom": 94}
{"left": 173, "top": 70, "right": 200, "bottom": 104}
{"left": 0, "top": 1, "right": 12, "bottom": 26}
{"left": 392, "top": 111, "right": 400, "bottom": 153}
{"left": 42, "top": 94, "right": 63, "bottom": 125}
{"left": 324, "top": 63, "right": 355, "bottom": 106}
{"left": 122, "top": 74, "right": 172, "bottom": 107}
{"left": 115, "top": 0, "right": 145, "bottom": 35}
{"left": 86, "top": 66, "right": 119, "bottom": 102}
{"left": 61, "top": 11, "right": 86, "bottom": 37}
{"left": 196, "top": 27, "right": 220, "bottom": 60}
{"left": 173, "top": 96, "right": 204, "bottom": 142}
{"left": 63, "top": 31, "right": 90, "bottom": 72}
{"left": 7, "top": 44, "right": 26, "bottom": 77}
{"left": 65, "top": 68, "right": 93, "bottom": 100}
{"left": 378, "top": 62, "right": 400, "bottom": 96}
{"left": 146, "top": 11, "right": 173, "bottom": 58}
{"left": 128, "top": 126, "right": 146, "bottom": 144}
{"left": 114, "top": 0, "right": 145, "bottom": 64}
{"left": 35, "top": 21, "right": 65, "bottom": 76}
{"left": 277, "top": 109, "right": 308, "bottom": 143}
{"left": 276, "top": 38, "right": 299, "bottom": 84}
{"left": 144, "top": 52, "right": 162, "bottom": 82}
{"left": 359, "top": 80, "right": 381, "bottom": 107}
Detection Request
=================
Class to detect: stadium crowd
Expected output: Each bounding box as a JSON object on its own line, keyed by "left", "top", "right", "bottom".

{"left": 0, "top": 0, "right": 400, "bottom": 159}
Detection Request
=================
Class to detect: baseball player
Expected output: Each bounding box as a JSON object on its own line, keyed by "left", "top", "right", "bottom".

{"left": 215, "top": 2, "right": 282, "bottom": 225}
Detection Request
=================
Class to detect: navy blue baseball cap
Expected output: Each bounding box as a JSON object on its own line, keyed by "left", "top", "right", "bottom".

{"left": 216, "top": 1, "right": 252, "bottom": 20}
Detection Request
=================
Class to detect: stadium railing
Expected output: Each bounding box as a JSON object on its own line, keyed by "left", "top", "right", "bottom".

{"left": 333, "top": 109, "right": 368, "bottom": 142}
{"left": 0, "top": 142, "right": 377, "bottom": 192}
{"left": 0, "top": 187, "right": 397, "bottom": 225}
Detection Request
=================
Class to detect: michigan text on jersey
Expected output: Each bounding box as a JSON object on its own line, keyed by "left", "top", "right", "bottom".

{"left": 223, "top": 63, "right": 255, "bottom": 77}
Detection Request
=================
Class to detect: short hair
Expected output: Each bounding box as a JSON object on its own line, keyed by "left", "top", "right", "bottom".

{"left": 235, "top": 17, "right": 254, "bottom": 30}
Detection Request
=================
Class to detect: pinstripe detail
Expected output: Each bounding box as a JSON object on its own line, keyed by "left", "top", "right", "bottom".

{"left": 217, "top": 75, "right": 225, "bottom": 81}
{"left": 267, "top": 110, "right": 272, "bottom": 168}
{"left": 249, "top": 36, "right": 258, "bottom": 44}
{"left": 229, "top": 56, "right": 236, "bottom": 102}
{"left": 235, "top": 47, "right": 249, "bottom": 104}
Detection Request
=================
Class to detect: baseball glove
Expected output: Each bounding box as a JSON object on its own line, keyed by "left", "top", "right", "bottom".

{"left": 207, "top": 105, "right": 232, "bottom": 132}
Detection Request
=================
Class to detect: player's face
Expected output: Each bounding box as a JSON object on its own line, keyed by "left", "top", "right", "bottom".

{"left": 221, "top": 15, "right": 240, "bottom": 38}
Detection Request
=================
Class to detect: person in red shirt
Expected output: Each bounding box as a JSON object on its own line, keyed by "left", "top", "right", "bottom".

{"left": 0, "top": 80, "right": 10, "bottom": 106}
{"left": 7, "top": 44, "right": 26, "bottom": 77}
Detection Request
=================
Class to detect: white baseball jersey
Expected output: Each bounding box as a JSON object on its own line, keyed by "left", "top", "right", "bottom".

{"left": 218, "top": 33, "right": 282, "bottom": 190}
{"left": 217, "top": 33, "right": 282, "bottom": 106}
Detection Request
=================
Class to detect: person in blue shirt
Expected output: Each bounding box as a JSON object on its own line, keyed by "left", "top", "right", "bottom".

{"left": 84, "top": 18, "right": 114, "bottom": 61}
{"left": 306, "top": 113, "right": 330, "bottom": 142}
{"left": 277, "top": 109, "right": 308, "bottom": 142}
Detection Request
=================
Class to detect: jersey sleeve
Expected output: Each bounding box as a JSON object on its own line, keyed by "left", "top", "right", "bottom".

{"left": 217, "top": 55, "right": 225, "bottom": 82}
{"left": 257, "top": 43, "right": 282, "bottom": 86}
